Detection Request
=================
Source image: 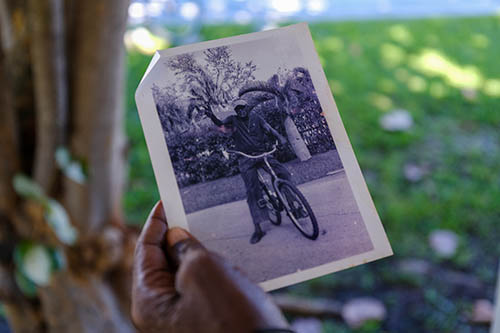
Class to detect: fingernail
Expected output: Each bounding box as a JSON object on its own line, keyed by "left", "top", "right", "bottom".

{"left": 167, "top": 227, "right": 190, "bottom": 245}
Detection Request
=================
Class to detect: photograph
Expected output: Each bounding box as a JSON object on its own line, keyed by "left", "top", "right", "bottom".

{"left": 136, "top": 23, "right": 392, "bottom": 290}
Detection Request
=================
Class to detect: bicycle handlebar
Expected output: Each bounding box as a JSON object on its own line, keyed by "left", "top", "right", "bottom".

{"left": 226, "top": 141, "right": 278, "bottom": 159}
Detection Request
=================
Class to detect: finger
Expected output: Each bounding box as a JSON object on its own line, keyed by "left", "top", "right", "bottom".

{"left": 134, "top": 201, "right": 171, "bottom": 276}
{"left": 165, "top": 227, "right": 206, "bottom": 267}
{"left": 138, "top": 200, "right": 168, "bottom": 246}
{"left": 165, "top": 227, "right": 224, "bottom": 293}
{"left": 132, "top": 201, "right": 177, "bottom": 329}
{"left": 167, "top": 234, "right": 289, "bottom": 330}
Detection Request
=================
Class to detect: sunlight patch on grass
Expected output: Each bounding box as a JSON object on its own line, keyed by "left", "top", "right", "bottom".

{"left": 369, "top": 93, "right": 393, "bottom": 111}
{"left": 378, "top": 79, "right": 396, "bottom": 93}
{"left": 395, "top": 68, "right": 410, "bottom": 82}
{"left": 407, "top": 75, "right": 427, "bottom": 93}
{"left": 348, "top": 42, "right": 363, "bottom": 57}
{"left": 429, "top": 82, "right": 447, "bottom": 98}
{"left": 483, "top": 79, "right": 500, "bottom": 97}
{"left": 410, "top": 49, "right": 482, "bottom": 89}
{"left": 426, "top": 34, "right": 439, "bottom": 46}
{"left": 380, "top": 43, "right": 406, "bottom": 68}
{"left": 388, "top": 24, "right": 413, "bottom": 45}
{"left": 124, "top": 27, "right": 170, "bottom": 55}
{"left": 471, "top": 33, "right": 489, "bottom": 48}
{"left": 323, "top": 36, "right": 344, "bottom": 53}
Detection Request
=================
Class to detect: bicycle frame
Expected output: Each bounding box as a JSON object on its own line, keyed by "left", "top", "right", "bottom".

{"left": 227, "top": 144, "right": 279, "bottom": 182}
{"left": 225, "top": 143, "right": 320, "bottom": 240}
{"left": 226, "top": 143, "right": 286, "bottom": 207}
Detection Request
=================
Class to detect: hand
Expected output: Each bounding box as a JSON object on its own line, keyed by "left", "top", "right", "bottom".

{"left": 131, "top": 201, "right": 289, "bottom": 333}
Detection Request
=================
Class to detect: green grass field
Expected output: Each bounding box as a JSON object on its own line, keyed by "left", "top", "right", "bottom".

{"left": 124, "top": 16, "right": 500, "bottom": 331}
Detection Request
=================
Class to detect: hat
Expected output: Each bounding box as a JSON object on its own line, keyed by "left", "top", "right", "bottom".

{"left": 232, "top": 99, "right": 248, "bottom": 109}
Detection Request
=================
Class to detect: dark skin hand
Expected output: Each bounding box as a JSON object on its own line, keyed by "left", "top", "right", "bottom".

{"left": 131, "top": 201, "right": 289, "bottom": 333}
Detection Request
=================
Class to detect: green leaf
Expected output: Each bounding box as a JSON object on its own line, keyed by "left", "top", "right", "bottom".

{"left": 13, "top": 174, "right": 78, "bottom": 245}
{"left": 14, "top": 242, "right": 65, "bottom": 291}
{"left": 55, "top": 146, "right": 87, "bottom": 184}
{"left": 20, "top": 244, "right": 52, "bottom": 286}
{"left": 49, "top": 247, "right": 66, "bottom": 271}
{"left": 64, "top": 162, "right": 86, "bottom": 184}
{"left": 12, "top": 174, "right": 45, "bottom": 202}
{"left": 45, "top": 199, "right": 78, "bottom": 245}
{"left": 55, "top": 147, "right": 71, "bottom": 168}
{"left": 14, "top": 269, "right": 37, "bottom": 297}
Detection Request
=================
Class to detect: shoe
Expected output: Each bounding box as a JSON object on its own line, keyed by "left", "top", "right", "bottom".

{"left": 250, "top": 230, "right": 266, "bottom": 244}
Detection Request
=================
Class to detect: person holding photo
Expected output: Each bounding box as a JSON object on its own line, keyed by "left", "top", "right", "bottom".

{"left": 131, "top": 201, "right": 294, "bottom": 333}
{"left": 205, "top": 99, "right": 290, "bottom": 244}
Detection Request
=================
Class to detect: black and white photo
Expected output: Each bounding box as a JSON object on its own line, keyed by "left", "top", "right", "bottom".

{"left": 136, "top": 23, "right": 392, "bottom": 290}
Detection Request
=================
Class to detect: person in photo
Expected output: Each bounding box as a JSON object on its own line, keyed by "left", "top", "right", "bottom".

{"left": 205, "top": 99, "right": 292, "bottom": 244}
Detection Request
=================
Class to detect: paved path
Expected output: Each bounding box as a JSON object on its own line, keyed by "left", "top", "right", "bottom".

{"left": 187, "top": 170, "right": 373, "bottom": 283}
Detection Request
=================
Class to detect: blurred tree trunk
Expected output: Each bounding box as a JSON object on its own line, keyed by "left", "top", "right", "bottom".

{"left": 0, "top": 0, "right": 136, "bottom": 332}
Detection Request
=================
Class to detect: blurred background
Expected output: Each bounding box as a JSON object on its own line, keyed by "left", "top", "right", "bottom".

{"left": 124, "top": 0, "right": 500, "bottom": 332}
{"left": 1, "top": 0, "right": 499, "bottom": 332}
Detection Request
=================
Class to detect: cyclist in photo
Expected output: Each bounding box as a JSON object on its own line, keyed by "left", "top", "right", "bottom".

{"left": 206, "top": 99, "right": 295, "bottom": 244}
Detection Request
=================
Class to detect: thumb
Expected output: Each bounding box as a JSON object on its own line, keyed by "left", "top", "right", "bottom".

{"left": 165, "top": 227, "right": 206, "bottom": 267}
{"left": 166, "top": 227, "right": 223, "bottom": 294}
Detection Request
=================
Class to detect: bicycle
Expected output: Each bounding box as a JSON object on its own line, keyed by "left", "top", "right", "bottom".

{"left": 227, "top": 143, "right": 319, "bottom": 240}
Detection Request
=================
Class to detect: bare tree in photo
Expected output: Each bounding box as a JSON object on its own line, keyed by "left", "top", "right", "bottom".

{"left": 165, "top": 46, "right": 257, "bottom": 127}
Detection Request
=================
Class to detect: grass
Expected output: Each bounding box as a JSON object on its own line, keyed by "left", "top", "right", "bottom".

{"left": 179, "top": 149, "right": 343, "bottom": 213}
{"left": 124, "top": 16, "right": 500, "bottom": 331}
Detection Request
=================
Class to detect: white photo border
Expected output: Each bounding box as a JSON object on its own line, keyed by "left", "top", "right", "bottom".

{"left": 135, "top": 23, "right": 393, "bottom": 291}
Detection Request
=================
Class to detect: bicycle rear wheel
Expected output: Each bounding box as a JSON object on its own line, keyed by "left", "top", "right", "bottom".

{"left": 277, "top": 180, "right": 319, "bottom": 240}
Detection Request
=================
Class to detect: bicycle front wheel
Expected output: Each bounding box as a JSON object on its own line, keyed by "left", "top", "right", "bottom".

{"left": 262, "top": 185, "right": 281, "bottom": 225}
{"left": 277, "top": 180, "right": 319, "bottom": 240}
{"left": 267, "top": 201, "right": 281, "bottom": 226}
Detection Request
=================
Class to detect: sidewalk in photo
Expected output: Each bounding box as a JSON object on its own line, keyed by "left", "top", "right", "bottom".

{"left": 187, "top": 169, "right": 373, "bottom": 283}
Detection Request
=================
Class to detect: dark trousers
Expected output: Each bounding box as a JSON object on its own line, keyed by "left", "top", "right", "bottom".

{"left": 239, "top": 157, "right": 292, "bottom": 227}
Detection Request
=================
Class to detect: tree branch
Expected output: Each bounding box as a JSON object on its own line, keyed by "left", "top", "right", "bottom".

{"left": 0, "top": 1, "right": 20, "bottom": 215}
{"left": 64, "top": 0, "right": 129, "bottom": 233}
{"left": 29, "top": 0, "right": 68, "bottom": 194}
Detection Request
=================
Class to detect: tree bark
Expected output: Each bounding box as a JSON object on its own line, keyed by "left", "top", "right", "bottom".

{"left": 29, "top": 0, "right": 68, "bottom": 194}
{"left": 284, "top": 115, "right": 311, "bottom": 161}
{"left": 39, "top": 273, "right": 133, "bottom": 333}
{"left": 0, "top": 14, "right": 19, "bottom": 214}
{"left": 0, "top": 0, "right": 136, "bottom": 332}
{"left": 64, "top": 0, "right": 128, "bottom": 234}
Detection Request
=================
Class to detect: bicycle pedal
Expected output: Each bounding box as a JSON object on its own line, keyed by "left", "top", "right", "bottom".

{"left": 257, "top": 199, "right": 267, "bottom": 208}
